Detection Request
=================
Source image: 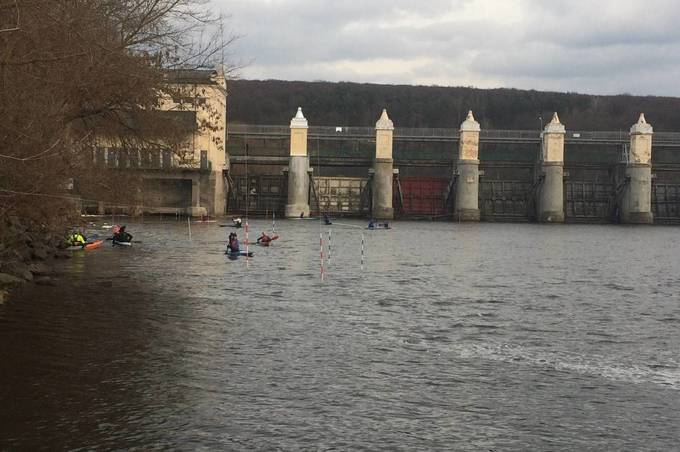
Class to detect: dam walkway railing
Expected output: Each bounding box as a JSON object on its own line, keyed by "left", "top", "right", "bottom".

{"left": 228, "top": 124, "right": 680, "bottom": 146}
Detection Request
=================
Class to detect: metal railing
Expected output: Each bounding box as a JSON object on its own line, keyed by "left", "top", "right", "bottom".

{"left": 228, "top": 123, "right": 680, "bottom": 145}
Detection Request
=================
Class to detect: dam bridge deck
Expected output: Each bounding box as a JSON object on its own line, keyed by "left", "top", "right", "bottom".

{"left": 228, "top": 124, "right": 680, "bottom": 146}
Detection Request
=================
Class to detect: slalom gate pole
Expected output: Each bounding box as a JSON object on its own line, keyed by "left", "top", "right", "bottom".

{"left": 327, "top": 230, "right": 332, "bottom": 266}
{"left": 245, "top": 220, "right": 250, "bottom": 268}
{"left": 187, "top": 217, "right": 192, "bottom": 241}
{"left": 361, "top": 233, "right": 364, "bottom": 272}
{"left": 320, "top": 232, "right": 325, "bottom": 281}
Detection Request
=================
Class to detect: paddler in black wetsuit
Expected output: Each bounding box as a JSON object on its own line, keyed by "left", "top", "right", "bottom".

{"left": 227, "top": 233, "right": 240, "bottom": 253}
{"left": 113, "top": 225, "right": 133, "bottom": 243}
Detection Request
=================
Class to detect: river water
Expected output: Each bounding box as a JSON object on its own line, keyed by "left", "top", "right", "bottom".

{"left": 1, "top": 220, "right": 679, "bottom": 450}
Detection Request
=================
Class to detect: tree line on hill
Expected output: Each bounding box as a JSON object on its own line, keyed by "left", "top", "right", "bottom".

{"left": 227, "top": 79, "right": 680, "bottom": 132}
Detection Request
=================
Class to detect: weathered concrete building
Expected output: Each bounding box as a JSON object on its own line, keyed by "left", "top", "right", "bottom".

{"left": 88, "top": 69, "right": 227, "bottom": 217}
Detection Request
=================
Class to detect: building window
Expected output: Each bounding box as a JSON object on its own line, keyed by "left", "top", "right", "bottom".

{"left": 200, "top": 150, "right": 208, "bottom": 170}
{"left": 162, "top": 150, "right": 172, "bottom": 168}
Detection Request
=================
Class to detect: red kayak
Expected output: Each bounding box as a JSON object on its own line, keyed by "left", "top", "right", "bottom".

{"left": 83, "top": 240, "right": 104, "bottom": 250}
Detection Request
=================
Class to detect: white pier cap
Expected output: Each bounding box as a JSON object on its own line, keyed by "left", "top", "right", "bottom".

{"left": 460, "top": 110, "right": 481, "bottom": 132}
{"left": 375, "top": 109, "right": 394, "bottom": 130}
{"left": 630, "top": 113, "right": 653, "bottom": 135}
{"left": 290, "top": 107, "right": 308, "bottom": 129}
{"left": 544, "top": 112, "right": 565, "bottom": 134}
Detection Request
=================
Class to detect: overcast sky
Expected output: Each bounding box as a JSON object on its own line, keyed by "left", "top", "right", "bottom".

{"left": 212, "top": 0, "right": 680, "bottom": 97}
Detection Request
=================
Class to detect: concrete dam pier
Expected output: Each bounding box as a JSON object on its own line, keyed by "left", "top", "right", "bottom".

{"left": 226, "top": 109, "right": 680, "bottom": 224}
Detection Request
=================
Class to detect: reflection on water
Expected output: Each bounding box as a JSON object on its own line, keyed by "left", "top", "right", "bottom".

{"left": 1, "top": 220, "right": 680, "bottom": 450}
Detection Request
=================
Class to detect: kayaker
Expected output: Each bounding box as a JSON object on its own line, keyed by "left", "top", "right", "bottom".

{"left": 257, "top": 232, "right": 271, "bottom": 245}
{"left": 113, "top": 225, "right": 133, "bottom": 243}
{"left": 368, "top": 220, "right": 375, "bottom": 229}
{"left": 233, "top": 218, "right": 242, "bottom": 228}
{"left": 323, "top": 213, "right": 332, "bottom": 225}
{"left": 69, "top": 231, "right": 87, "bottom": 246}
{"left": 228, "top": 233, "right": 240, "bottom": 252}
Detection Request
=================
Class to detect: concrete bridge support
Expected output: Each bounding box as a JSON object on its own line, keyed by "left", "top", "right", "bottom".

{"left": 285, "top": 107, "right": 311, "bottom": 218}
{"left": 621, "top": 114, "right": 653, "bottom": 224}
{"left": 372, "top": 109, "right": 394, "bottom": 219}
{"left": 537, "top": 113, "right": 566, "bottom": 223}
{"left": 454, "top": 111, "right": 480, "bottom": 221}
{"left": 187, "top": 176, "right": 207, "bottom": 217}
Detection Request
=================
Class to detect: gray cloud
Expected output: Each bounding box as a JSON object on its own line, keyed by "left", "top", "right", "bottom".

{"left": 214, "top": 0, "right": 680, "bottom": 96}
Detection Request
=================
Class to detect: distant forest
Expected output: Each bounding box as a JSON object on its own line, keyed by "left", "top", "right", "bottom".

{"left": 227, "top": 79, "right": 680, "bottom": 132}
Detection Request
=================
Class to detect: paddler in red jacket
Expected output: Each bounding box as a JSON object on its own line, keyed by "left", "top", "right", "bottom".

{"left": 257, "top": 232, "right": 271, "bottom": 245}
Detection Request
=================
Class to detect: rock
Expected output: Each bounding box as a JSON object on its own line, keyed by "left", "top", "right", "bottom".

{"left": 0, "top": 290, "right": 9, "bottom": 304}
{"left": 12, "top": 247, "right": 31, "bottom": 263}
{"left": 29, "top": 262, "right": 51, "bottom": 276}
{"left": 54, "top": 251, "right": 72, "bottom": 259}
{"left": 31, "top": 246, "right": 49, "bottom": 261}
{"left": 8, "top": 216, "right": 26, "bottom": 232}
{"left": 47, "top": 235, "right": 64, "bottom": 248}
{"left": 0, "top": 272, "right": 24, "bottom": 286}
{"left": 34, "top": 276, "right": 56, "bottom": 286}
{"left": 2, "top": 262, "right": 33, "bottom": 281}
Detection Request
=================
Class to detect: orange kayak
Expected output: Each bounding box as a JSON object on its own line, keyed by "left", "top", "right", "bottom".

{"left": 83, "top": 240, "right": 104, "bottom": 250}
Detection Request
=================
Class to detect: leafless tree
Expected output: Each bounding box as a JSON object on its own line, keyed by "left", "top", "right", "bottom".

{"left": 0, "top": 0, "right": 239, "bottom": 250}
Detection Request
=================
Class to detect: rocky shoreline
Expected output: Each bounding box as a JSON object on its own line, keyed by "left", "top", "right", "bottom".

{"left": 0, "top": 216, "right": 73, "bottom": 304}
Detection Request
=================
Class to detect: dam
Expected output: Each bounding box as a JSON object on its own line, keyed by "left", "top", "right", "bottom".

{"left": 226, "top": 109, "right": 680, "bottom": 224}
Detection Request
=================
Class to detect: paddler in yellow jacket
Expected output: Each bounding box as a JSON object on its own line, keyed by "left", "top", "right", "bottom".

{"left": 68, "top": 230, "right": 87, "bottom": 247}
